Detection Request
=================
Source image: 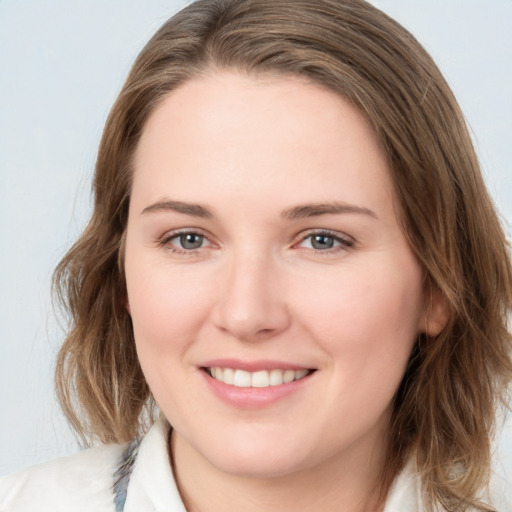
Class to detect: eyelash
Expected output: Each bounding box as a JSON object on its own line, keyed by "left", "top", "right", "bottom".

{"left": 157, "top": 229, "right": 212, "bottom": 255}
{"left": 294, "top": 230, "right": 354, "bottom": 254}
{"left": 157, "top": 229, "right": 354, "bottom": 255}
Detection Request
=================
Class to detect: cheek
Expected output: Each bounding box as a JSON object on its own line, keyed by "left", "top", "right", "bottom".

{"left": 125, "top": 261, "right": 217, "bottom": 418}
{"left": 295, "top": 257, "right": 424, "bottom": 375}
{"left": 125, "top": 260, "right": 213, "bottom": 361}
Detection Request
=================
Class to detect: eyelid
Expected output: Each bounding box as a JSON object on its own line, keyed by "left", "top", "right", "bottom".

{"left": 157, "top": 227, "right": 215, "bottom": 252}
{"left": 293, "top": 229, "right": 355, "bottom": 252}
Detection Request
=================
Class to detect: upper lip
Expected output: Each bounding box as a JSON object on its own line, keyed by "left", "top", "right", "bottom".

{"left": 200, "top": 358, "right": 315, "bottom": 372}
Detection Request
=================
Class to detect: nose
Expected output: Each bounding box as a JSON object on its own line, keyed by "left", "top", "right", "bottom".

{"left": 212, "top": 252, "right": 291, "bottom": 342}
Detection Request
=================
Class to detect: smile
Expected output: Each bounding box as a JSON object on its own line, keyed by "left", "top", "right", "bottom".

{"left": 206, "top": 367, "right": 314, "bottom": 388}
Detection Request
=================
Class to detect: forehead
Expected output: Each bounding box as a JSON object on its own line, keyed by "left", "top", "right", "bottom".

{"left": 131, "top": 71, "right": 395, "bottom": 219}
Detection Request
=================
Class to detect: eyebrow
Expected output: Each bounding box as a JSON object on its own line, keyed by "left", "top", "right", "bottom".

{"left": 141, "top": 199, "right": 377, "bottom": 220}
{"left": 141, "top": 200, "right": 213, "bottom": 218}
{"left": 281, "top": 202, "right": 377, "bottom": 220}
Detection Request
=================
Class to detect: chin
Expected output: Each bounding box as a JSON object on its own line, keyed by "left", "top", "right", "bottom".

{"left": 210, "top": 450, "right": 308, "bottom": 479}
{"left": 195, "top": 427, "right": 313, "bottom": 479}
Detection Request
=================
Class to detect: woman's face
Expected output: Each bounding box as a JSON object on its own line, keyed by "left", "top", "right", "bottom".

{"left": 125, "top": 71, "right": 430, "bottom": 478}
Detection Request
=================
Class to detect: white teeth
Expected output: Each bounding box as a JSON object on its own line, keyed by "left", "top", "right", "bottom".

{"left": 208, "top": 367, "right": 311, "bottom": 387}
{"left": 223, "top": 367, "right": 234, "bottom": 385}
{"left": 269, "top": 369, "right": 284, "bottom": 386}
{"left": 295, "top": 369, "right": 308, "bottom": 380}
{"left": 251, "top": 370, "right": 269, "bottom": 388}
{"left": 283, "top": 369, "right": 295, "bottom": 383}
{"left": 233, "top": 369, "right": 251, "bottom": 387}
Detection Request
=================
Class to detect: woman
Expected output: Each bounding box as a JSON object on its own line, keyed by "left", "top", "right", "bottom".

{"left": 1, "top": 0, "right": 511, "bottom": 510}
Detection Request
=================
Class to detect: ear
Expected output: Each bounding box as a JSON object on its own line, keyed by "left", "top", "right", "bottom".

{"left": 422, "top": 286, "right": 449, "bottom": 337}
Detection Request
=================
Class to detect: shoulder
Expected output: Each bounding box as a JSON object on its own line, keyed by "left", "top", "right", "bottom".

{"left": 0, "top": 442, "right": 125, "bottom": 512}
{"left": 488, "top": 469, "right": 512, "bottom": 512}
{"left": 384, "top": 460, "right": 423, "bottom": 512}
{"left": 384, "top": 460, "right": 511, "bottom": 512}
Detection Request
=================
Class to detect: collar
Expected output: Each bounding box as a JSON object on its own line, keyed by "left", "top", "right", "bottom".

{"left": 123, "top": 418, "right": 186, "bottom": 512}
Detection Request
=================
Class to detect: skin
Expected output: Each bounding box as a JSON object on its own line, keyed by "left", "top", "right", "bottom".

{"left": 124, "top": 71, "right": 443, "bottom": 512}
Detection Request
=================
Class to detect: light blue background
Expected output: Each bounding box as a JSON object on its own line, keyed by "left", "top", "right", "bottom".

{"left": 1, "top": 0, "right": 511, "bottom": 487}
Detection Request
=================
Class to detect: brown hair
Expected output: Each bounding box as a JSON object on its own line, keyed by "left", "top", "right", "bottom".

{"left": 53, "top": 0, "right": 512, "bottom": 509}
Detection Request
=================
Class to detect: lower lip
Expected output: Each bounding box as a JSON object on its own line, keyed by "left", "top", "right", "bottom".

{"left": 201, "top": 370, "right": 314, "bottom": 408}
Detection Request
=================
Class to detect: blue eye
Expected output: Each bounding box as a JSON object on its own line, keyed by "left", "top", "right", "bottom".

{"left": 176, "top": 233, "right": 205, "bottom": 250}
{"left": 309, "top": 234, "right": 338, "bottom": 250}
{"left": 299, "top": 231, "right": 353, "bottom": 252}
{"left": 161, "top": 231, "right": 208, "bottom": 252}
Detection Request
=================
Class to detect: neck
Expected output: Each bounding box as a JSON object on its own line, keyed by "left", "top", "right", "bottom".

{"left": 170, "top": 430, "right": 389, "bottom": 512}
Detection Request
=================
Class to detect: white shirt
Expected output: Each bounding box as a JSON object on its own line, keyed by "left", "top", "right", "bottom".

{"left": 0, "top": 418, "right": 431, "bottom": 512}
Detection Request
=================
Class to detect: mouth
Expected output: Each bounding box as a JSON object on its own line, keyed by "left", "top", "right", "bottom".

{"left": 203, "top": 367, "right": 316, "bottom": 388}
